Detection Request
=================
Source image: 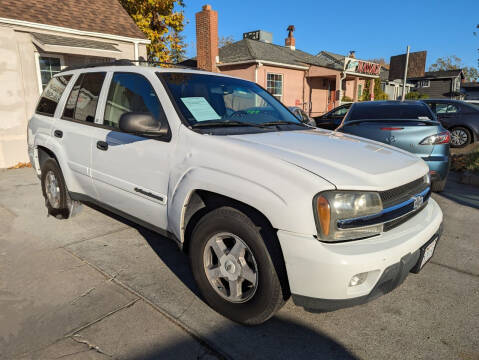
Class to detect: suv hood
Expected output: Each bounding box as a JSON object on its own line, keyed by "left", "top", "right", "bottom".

{"left": 228, "top": 129, "right": 428, "bottom": 191}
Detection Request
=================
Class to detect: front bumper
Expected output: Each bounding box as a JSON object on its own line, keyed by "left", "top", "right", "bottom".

{"left": 277, "top": 198, "right": 443, "bottom": 311}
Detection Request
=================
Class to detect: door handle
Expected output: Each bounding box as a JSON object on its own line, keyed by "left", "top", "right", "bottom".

{"left": 54, "top": 130, "right": 63, "bottom": 138}
{"left": 96, "top": 141, "right": 108, "bottom": 151}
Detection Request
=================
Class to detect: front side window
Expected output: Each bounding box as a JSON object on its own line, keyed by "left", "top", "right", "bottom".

{"left": 104, "top": 73, "right": 162, "bottom": 129}
{"left": 332, "top": 106, "right": 349, "bottom": 117}
{"left": 63, "top": 72, "right": 105, "bottom": 122}
{"left": 36, "top": 75, "right": 72, "bottom": 117}
{"left": 159, "top": 72, "right": 301, "bottom": 131}
{"left": 38, "top": 56, "right": 62, "bottom": 90}
{"left": 266, "top": 73, "right": 283, "bottom": 101}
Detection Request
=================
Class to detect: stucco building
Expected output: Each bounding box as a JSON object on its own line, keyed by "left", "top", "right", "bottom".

{"left": 0, "top": 0, "right": 149, "bottom": 168}
{"left": 193, "top": 5, "right": 381, "bottom": 118}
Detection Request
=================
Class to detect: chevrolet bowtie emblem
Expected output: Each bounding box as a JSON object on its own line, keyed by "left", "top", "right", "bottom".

{"left": 413, "top": 195, "right": 424, "bottom": 210}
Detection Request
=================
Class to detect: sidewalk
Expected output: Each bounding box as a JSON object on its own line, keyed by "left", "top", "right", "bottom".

{"left": 0, "top": 168, "right": 219, "bottom": 360}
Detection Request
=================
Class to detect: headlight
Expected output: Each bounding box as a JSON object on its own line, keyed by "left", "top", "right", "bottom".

{"left": 314, "top": 191, "right": 383, "bottom": 242}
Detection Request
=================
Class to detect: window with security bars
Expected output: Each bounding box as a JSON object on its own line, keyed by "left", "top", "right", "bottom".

{"left": 267, "top": 73, "right": 283, "bottom": 101}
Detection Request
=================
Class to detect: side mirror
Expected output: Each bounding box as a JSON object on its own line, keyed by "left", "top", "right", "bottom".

{"left": 119, "top": 112, "right": 168, "bottom": 136}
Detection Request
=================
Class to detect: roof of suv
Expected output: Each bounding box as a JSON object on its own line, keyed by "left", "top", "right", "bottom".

{"left": 57, "top": 64, "right": 238, "bottom": 80}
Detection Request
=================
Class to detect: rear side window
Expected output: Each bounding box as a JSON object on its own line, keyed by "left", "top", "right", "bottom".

{"left": 62, "top": 72, "right": 106, "bottom": 122}
{"left": 436, "top": 104, "right": 458, "bottom": 114}
{"left": 35, "top": 75, "right": 72, "bottom": 117}
{"left": 103, "top": 73, "right": 163, "bottom": 129}
{"left": 348, "top": 103, "right": 433, "bottom": 120}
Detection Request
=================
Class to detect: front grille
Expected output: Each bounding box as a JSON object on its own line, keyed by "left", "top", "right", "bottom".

{"left": 380, "top": 177, "right": 428, "bottom": 208}
{"left": 383, "top": 203, "right": 427, "bottom": 231}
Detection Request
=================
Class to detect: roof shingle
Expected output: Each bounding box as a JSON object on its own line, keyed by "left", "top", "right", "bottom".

{"left": 218, "top": 39, "right": 341, "bottom": 69}
{"left": 0, "top": 0, "right": 146, "bottom": 39}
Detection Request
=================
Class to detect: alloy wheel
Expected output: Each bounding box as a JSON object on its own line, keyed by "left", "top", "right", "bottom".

{"left": 45, "top": 170, "right": 61, "bottom": 209}
{"left": 450, "top": 129, "right": 468, "bottom": 147}
{"left": 203, "top": 232, "right": 258, "bottom": 303}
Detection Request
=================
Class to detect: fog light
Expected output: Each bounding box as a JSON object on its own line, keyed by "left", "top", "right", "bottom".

{"left": 349, "top": 272, "right": 368, "bottom": 287}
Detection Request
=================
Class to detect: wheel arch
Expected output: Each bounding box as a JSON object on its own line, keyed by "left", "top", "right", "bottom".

{"left": 181, "top": 189, "right": 276, "bottom": 254}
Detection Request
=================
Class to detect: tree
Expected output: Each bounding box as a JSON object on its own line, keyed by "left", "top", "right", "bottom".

{"left": 119, "top": 0, "right": 186, "bottom": 63}
{"left": 219, "top": 35, "right": 235, "bottom": 48}
{"left": 170, "top": 30, "right": 186, "bottom": 63}
{"left": 367, "top": 58, "right": 389, "bottom": 69}
{"left": 429, "top": 55, "right": 479, "bottom": 82}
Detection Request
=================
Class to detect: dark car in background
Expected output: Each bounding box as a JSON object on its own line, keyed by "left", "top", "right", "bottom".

{"left": 337, "top": 101, "right": 450, "bottom": 191}
{"left": 423, "top": 99, "right": 479, "bottom": 148}
{"left": 314, "top": 103, "right": 351, "bottom": 129}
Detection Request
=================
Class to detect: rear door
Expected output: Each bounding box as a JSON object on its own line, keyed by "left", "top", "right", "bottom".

{"left": 90, "top": 71, "right": 172, "bottom": 230}
{"left": 435, "top": 102, "right": 460, "bottom": 128}
{"left": 53, "top": 72, "right": 106, "bottom": 196}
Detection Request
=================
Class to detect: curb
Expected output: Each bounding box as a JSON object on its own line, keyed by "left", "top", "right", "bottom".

{"left": 460, "top": 172, "right": 479, "bottom": 187}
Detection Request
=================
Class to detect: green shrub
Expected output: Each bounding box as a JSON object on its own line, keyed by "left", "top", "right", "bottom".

{"left": 405, "top": 91, "right": 429, "bottom": 100}
{"left": 451, "top": 151, "right": 479, "bottom": 173}
{"left": 342, "top": 95, "right": 353, "bottom": 102}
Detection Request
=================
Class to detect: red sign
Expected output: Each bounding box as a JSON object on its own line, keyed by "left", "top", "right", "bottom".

{"left": 344, "top": 57, "right": 381, "bottom": 77}
{"left": 356, "top": 61, "right": 381, "bottom": 76}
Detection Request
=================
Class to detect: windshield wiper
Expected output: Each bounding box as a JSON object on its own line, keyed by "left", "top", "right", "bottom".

{"left": 190, "top": 120, "right": 269, "bottom": 129}
{"left": 260, "top": 121, "right": 306, "bottom": 126}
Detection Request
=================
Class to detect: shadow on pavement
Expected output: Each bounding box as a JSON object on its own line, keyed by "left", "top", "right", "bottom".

{"left": 439, "top": 172, "right": 479, "bottom": 209}
{"left": 85, "top": 203, "right": 356, "bottom": 359}
{"left": 125, "top": 316, "right": 357, "bottom": 360}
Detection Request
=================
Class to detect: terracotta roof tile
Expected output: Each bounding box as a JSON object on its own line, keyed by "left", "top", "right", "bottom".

{"left": 0, "top": 0, "right": 146, "bottom": 39}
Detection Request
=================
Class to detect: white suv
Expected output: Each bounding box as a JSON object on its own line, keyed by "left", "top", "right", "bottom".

{"left": 28, "top": 63, "right": 443, "bottom": 325}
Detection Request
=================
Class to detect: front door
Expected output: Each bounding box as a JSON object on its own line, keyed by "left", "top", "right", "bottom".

{"left": 327, "top": 80, "right": 336, "bottom": 111}
{"left": 90, "top": 72, "right": 172, "bottom": 230}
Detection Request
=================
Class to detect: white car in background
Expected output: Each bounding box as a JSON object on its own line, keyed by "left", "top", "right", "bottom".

{"left": 28, "top": 62, "right": 443, "bottom": 325}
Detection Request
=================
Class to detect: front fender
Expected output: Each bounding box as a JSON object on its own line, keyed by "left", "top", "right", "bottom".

{"left": 168, "top": 166, "right": 325, "bottom": 243}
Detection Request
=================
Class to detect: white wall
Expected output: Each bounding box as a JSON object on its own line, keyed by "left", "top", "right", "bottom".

{"left": 0, "top": 27, "right": 31, "bottom": 168}
{"left": 0, "top": 24, "right": 148, "bottom": 168}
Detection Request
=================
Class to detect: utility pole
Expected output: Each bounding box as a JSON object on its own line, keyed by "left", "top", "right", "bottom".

{"left": 401, "top": 45, "right": 410, "bottom": 101}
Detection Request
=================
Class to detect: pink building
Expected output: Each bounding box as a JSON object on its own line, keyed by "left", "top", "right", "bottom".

{"left": 193, "top": 5, "right": 381, "bottom": 117}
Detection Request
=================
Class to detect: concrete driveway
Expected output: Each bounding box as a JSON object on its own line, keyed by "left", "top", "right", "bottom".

{"left": 1, "top": 168, "right": 478, "bottom": 359}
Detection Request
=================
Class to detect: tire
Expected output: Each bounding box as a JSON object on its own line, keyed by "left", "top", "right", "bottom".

{"left": 41, "top": 158, "right": 70, "bottom": 219}
{"left": 450, "top": 127, "right": 471, "bottom": 148}
{"left": 189, "top": 206, "right": 287, "bottom": 325}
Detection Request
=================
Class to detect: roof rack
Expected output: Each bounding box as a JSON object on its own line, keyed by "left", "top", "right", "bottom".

{"left": 60, "top": 59, "right": 197, "bottom": 73}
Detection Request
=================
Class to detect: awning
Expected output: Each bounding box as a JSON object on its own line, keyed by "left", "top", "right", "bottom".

{"left": 31, "top": 32, "right": 121, "bottom": 57}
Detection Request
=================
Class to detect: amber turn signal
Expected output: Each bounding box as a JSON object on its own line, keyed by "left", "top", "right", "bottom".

{"left": 316, "top": 196, "right": 331, "bottom": 236}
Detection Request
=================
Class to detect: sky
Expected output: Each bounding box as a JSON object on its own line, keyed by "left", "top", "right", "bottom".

{"left": 179, "top": 0, "right": 479, "bottom": 69}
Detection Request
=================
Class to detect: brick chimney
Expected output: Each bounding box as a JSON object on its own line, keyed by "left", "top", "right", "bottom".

{"left": 285, "top": 25, "right": 295, "bottom": 50}
{"left": 196, "top": 4, "right": 219, "bottom": 72}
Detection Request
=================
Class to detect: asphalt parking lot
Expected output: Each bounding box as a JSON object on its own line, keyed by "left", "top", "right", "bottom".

{"left": 1, "top": 169, "right": 478, "bottom": 360}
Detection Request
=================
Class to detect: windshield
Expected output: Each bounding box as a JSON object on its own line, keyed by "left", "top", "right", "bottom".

{"left": 158, "top": 72, "right": 302, "bottom": 128}
{"left": 347, "top": 102, "right": 434, "bottom": 121}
